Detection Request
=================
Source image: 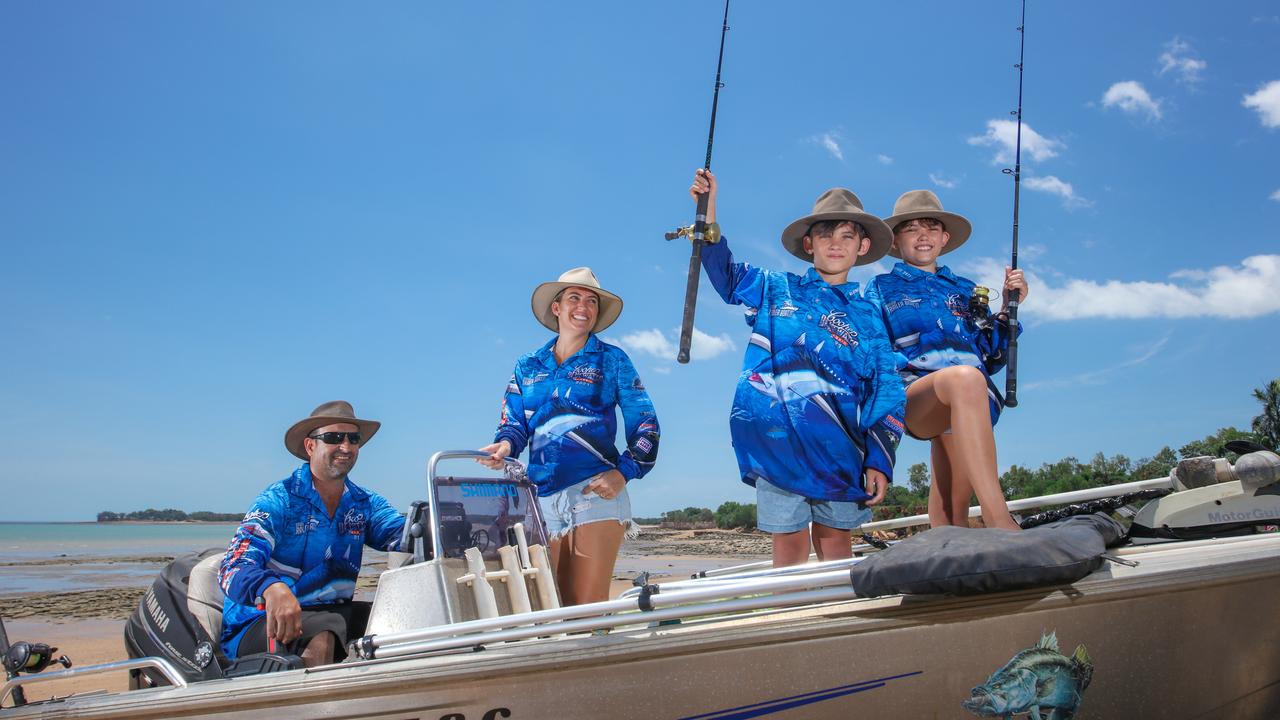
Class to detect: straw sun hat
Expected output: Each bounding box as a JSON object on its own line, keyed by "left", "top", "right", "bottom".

{"left": 529, "top": 267, "right": 623, "bottom": 334}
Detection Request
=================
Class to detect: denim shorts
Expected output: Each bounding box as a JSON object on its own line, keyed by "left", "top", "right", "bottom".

{"left": 755, "top": 476, "right": 871, "bottom": 534}
{"left": 538, "top": 476, "right": 635, "bottom": 540}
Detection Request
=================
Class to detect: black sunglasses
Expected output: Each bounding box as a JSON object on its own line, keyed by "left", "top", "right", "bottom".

{"left": 308, "top": 431, "right": 362, "bottom": 445}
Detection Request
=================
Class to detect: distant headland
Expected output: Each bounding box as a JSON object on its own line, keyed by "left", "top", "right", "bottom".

{"left": 96, "top": 509, "right": 241, "bottom": 523}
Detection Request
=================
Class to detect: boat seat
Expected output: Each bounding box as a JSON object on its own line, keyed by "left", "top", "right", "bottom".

{"left": 187, "top": 553, "right": 225, "bottom": 642}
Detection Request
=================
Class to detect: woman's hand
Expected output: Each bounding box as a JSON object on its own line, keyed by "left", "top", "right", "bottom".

{"left": 584, "top": 469, "right": 626, "bottom": 500}
{"left": 1001, "top": 266, "right": 1029, "bottom": 310}
{"left": 689, "top": 168, "right": 718, "bottom": 224}
{"left": 476, "top": 440, "right": 512, "bottom": 470}
{"left": 863, "top": 469, "right": 889, "bottom": 506}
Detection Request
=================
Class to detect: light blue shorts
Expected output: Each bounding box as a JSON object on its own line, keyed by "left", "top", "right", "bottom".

{"left": 755, "top": 476, "right": 871, "bottom": 534}
{"left": 538, "top": 476, "right": 635, "bottom": 541}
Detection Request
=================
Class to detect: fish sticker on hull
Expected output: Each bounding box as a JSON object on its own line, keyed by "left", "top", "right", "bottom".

{"left": 963, "top": 631, "right": 1093, "bottom": 719}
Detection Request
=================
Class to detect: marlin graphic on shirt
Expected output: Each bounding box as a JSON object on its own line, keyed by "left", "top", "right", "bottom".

{"left": 531, "top": 387, "right": 609, "bottom": 463}
{"left": 746, "top": 333, "right": 858, "bottom": 441}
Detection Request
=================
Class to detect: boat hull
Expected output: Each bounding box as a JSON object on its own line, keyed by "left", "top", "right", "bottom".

{"left": 8, "top": 536, "right": 1280, "bottom": 719}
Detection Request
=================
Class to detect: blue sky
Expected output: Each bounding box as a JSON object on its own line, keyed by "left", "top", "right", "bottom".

{"left": 3, "top": 1, "right": 1278, "bottom": 522}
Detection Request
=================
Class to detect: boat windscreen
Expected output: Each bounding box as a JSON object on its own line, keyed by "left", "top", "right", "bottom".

{"left": 433, "top": 476, "right": 546, "bottom": 561}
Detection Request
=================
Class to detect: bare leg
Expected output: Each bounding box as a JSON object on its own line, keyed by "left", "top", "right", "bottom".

{"left": 906, "top": 367, "right": 1019, "bottom": 531}
{"left": 300, "top": 631, "right": 336, "bottom": 668}
{"left": 548, "top": 536, "right": 577, "bottom": 605}
{"left": 772, "top": 529, "right": 813, "bottom": 567}
{"left": 811, "top": 523, "right": 853, "bottom": 561}
{"left": 928, "top": 438, "right": 957, "bottom": 527}
{"left": 562, "top": 520, "right": 626, "bottom": 605}
{"left": 936, "top": 434, "right": 979, "bottom": 526}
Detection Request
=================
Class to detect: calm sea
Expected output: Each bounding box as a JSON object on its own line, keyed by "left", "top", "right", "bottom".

{"left": 0, "top": 522, "right": 240, "bottom": 595}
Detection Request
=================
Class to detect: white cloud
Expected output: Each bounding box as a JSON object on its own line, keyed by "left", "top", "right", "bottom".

{"left": 1024, "top": 175, "right": 1092, "bottom": 210}
{"left": 1271, "top": 189, "right": 1280, "bottom": 202}
{"left": 928, "top": 172, "right": 958, "bottom": 189}
{"left": 1243, "top": 80, "right": 1280, "bottom": 128}
{"left": 615, "top": 327, "right": 736, "bottom": 362}
{"left": 962, "top": 254, "right": 1280, "bottom": 321}
{"left": 967, "top": 119, "right": 1064, "bottom": 165}
{"left": 877, "top": 154, "right": 893, "bottom": 165}
{"left": 1102, "top": 81, "right": 1163, "bottom": 121}
{"left": 808, "top": 131, "right": 844, "bottom": 161}
{"left": 1157, "top": 38, "right": 1206, "bottom": 85}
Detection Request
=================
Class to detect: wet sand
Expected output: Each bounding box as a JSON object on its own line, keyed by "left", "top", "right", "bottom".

{"left": 1, "top": 527, "right": 771, "bottom": 704}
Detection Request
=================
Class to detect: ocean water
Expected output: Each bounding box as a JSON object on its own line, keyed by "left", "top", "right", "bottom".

{"left": 0, "top": 523, "right": 384, "bottom": 595}
{"left": 0, "top": 522, "right": 241, "bottom": 595}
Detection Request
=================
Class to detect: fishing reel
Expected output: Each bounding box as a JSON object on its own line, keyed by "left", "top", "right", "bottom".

{"left": 3, "top": 641, "right": 71, "bottom": 676}
{"left": 664, "top": 222, "right": 721, "bottom": 244}
{"left": 969, "top": 286, "right": 994, "bottom": 330}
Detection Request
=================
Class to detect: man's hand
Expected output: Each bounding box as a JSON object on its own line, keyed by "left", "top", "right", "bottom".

{"left": 689, "top": 168, "right": 718, "bottom": 225}
{"left": 863, "top": 469, "right": 889, "bottom": 506}
{"left": 584, "top": 469, "right": 626, "bottom": 500}
{"left": 262, "top": 582, "right": 302, "bottom": 645}
{"left": 476, "top": 440, "right": 512, "bottom": 470}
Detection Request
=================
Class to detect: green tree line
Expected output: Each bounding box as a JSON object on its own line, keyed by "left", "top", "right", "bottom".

{"left": 97, "top": 509, "right": 242, "bottom": 522}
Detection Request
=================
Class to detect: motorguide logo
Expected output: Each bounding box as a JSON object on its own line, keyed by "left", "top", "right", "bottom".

{"left": 1207, "top": 506, "right": 1280, "bottom": 523}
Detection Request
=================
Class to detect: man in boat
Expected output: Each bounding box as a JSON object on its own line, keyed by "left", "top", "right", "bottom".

{"left": 217, "top": 401, "right": 403, "bottom": 667}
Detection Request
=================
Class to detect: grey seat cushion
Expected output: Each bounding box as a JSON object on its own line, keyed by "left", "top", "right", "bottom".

{"left": 848, "top": 514, "right": 1125, "bottom": 597}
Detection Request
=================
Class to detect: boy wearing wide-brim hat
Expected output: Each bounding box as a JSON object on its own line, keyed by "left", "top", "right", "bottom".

{"left": 687, "top": 169, "right": 905, "bottom": 567}
{"left": 477, "top": 267, "right": 660, "bottom": 606}
{"left": 863, "top": 189, "right": 1029, "bottom": 532}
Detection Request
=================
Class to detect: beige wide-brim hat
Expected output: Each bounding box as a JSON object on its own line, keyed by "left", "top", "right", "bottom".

{"left": 530, "top": 266, "right": 623, "bottom": 334}
{"left": 884, "top": 189, "right": 973, "bottom": 257}
{"left": 284, "top": 400, "right": 381, "bottom": 460}
{"left": 780, "top": 188, "right": 894, "bottom": 265}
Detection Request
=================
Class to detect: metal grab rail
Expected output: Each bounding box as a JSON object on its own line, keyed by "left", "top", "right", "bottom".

{"left": 622, "top": 556, "right": 871, "bottom": 598}
{"left": 424, "top": 450, "right": 534, "bottom": 566}
{"left": 360, "top": 568, "right": 853, "bottom": 659}
{"left": 374, "top": 586, "right": 860, "bottom": 660}
{"left": 1, "top": 657, "right": 187, "bottom": 708}
{"left": 858, "top": 477, "right": 1174, "bottom": 533}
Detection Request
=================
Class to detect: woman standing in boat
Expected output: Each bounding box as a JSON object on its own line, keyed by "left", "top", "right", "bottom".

{"left": 864, "top": 191, "right": 1028, "bottom": 531}
{"left": 478, "top": 267, "right": 660, "bottom": 605}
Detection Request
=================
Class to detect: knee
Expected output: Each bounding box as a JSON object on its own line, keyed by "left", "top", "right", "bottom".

{"left": 936, "top": 366, "right": 987, "bottom": 404}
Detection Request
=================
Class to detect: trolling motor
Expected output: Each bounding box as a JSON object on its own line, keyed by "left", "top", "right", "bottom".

{"left": 1, "top": 616, "right": 73, "bottom": 707}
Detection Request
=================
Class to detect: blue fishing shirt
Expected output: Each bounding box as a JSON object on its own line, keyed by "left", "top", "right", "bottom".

{"left": 217, "top": 464, "right": 403, "bottom": 658}
{"left": 702, "top": 238, "right": 905, "bottom": 502}
{"left": 864, "top": 262, "right": 1022, "bottom": 422}
{"left": 494, "top": 334, "right": 660, "bottom": 495}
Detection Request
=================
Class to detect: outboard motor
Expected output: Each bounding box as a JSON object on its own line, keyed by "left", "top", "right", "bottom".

{"left": 1129, "top": 449, "right": 1280, "bottom": 541}
{"left": 123, "top": 549, "right": 302, "bottom": 688}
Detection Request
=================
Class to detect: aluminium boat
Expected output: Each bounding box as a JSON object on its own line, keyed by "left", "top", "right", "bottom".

{"left": 3, "top": 448, "right": 1279, "bottom": 719}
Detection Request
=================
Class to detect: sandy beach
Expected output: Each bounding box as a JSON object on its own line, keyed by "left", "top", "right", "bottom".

{"left": 1, "top": 527, "right": 770, "bottom": 704}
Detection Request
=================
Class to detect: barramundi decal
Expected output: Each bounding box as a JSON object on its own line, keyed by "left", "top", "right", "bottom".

{"left": 963, "top": 631, "right": 1094, "bottom": 719}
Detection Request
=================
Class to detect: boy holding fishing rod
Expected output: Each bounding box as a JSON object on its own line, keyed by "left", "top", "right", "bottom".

{"left": 686, "top": 169, "right": 905, "bottom": 567}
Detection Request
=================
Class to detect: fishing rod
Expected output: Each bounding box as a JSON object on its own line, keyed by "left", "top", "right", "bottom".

{"left": 665, "top": 0, "right": 730, "bottom": 364}
{"left": 1001, "top": 0, "right": 1026, "bottom": 408}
